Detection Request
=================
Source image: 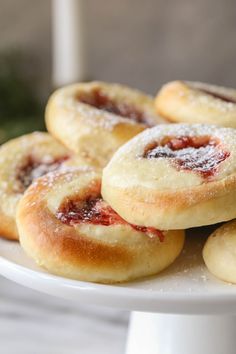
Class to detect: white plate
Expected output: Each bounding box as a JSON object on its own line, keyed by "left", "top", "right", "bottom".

{"left": 0, "top": 228, "right": 236, "bottom": 315}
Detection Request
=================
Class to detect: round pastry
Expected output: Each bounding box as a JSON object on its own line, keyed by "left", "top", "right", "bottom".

{"left": 17, "top": 169, "right": 185, "bottom": 284}
{"left": 203, "top": 220, "right": 236, "bottom": 283}
{"left": 45, "top": 81, "right": 164, "bottom": 167}
{"left": 0, "top": 132, "right": 93, "bottom": 241}
{"left": 155, "top": 81, "right": 236, "bottom": 128}
{"left": 102, "top": 123, "right": 236, "bottom": 230}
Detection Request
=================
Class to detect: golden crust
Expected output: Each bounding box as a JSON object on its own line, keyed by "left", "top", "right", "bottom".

{"left": 155, "top": 81, "right": 236, "bottom": 128}
{"left": 101, "top": 181, "right": 236, "bottom": 230}
{"left": 17, "top": 169, "right": 185, "bottom": 284}
{"left": 0, "top": 132, "right": 91, "bottom": 241}
{"left": 203, "top": 220, "right": 236, "bottom": 283}
{"left": 0, "top": 212, "right": 18, "bottom": 240}
{"left": 45, "top": 81, "right": 165, "bottom": 167}
{"left": 102, "top": 123, "right": 236, "bottom": 229}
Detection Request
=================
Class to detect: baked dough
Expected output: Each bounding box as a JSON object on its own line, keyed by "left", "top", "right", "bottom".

{"left": 102, "top": 123, "right": 236, "bottom": 230}
{"left": 0, "top": 132, "right": 89, "bottom": 240}
{"left": 155, "top": 81, "right": 236, "bottom": 128}
{"left": 17, "top": 168, "right": 185, "bottom": 284}
{"left": 46, "top": 81, "right": 164, "bottom": 167}
{"left": 203, "top": 220, "right": 236, "bottom": 283}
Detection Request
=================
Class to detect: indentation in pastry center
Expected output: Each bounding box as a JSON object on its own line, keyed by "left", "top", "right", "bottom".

{"left": 143, "top": 135, "right": 230, "bottom": 178}
{"left": 56, "top": 194, "right": 164, "bottom": 240}
{"left": 77, "top": 88, "right": 151, "bottom": 125}
{"left": 16, "top": 155, "right": 68, "bottom": 192}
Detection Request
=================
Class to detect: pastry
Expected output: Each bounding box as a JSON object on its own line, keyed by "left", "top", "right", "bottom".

{"left": 102, "top": 123, "right": 236, "bottom": 230}
{"left": 17, "top": 169, "right": 185, "bottom": 283}
{"left": 203, "top": 220, "right": 236, "bottom": 283}
{"left": 46, "top": 81, "right": 164, "bottom": 167}
{"left": 155, "top": 81, "right": 236, "bottom": 128}
{"left": 0, "top": 132, "right": 88, "bottom": 240}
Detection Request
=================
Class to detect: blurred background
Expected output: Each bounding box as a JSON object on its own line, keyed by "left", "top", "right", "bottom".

{"left": 1, "top": 0, "right": 236, "bottom": 144}
{"left": 1, "top": 0, "right": 236, "bottom": 353}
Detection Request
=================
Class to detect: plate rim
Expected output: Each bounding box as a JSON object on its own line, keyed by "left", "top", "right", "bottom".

{"left": 1, "top": 253, "right": 236, "bottom": 315}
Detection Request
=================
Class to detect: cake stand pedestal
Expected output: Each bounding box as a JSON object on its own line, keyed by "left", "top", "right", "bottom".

{"left": 0, "top": 233, "right": 236, "bottom": 354}
{"left": 126, "top": 312, "right": 236, "bottom": 354}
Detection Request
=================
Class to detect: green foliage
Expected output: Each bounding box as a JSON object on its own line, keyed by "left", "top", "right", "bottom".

{"left": 0, "top": 51, "right": 45, "bottom": 144}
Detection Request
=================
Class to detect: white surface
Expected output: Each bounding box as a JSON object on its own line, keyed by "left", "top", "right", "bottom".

{"left": 52, "top": 0, "right": 86, "bottom": 86}
{"left": 1, "top": 228, "right": 236, "bottom": 314}
{"left": 126, "top": 312, "right": 236, "bottom": 354}
{"left": 0, "top": 276, "right": 128, "bottom": 354}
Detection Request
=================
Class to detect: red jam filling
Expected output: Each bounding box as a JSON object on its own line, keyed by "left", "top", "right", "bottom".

{"left": 56, "top": 196, "right": 164, "bottom": 241}
{"left": 144, "top": 135, "right": 230, "bottom": 178}
{"left": 199, "top": 88, "right": 236, "bottom": 104}
{"left": 16, "top": 155, "right": 68, "bottom": 192}
{"left": 78, "top": 88, "right": 151, "bottom": 125}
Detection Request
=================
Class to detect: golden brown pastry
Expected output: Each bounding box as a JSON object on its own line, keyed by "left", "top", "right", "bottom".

{"left": 0, "top": 132, "right": 89, "bottom": 240}
{"left": 46, "top": 81, "right": 164, "bottom": 167}
{"left": 155, "top": 81, "right": 236, "bottom": 128}
{"left": 17, "top": 168, "right": 185, "bottom": 284}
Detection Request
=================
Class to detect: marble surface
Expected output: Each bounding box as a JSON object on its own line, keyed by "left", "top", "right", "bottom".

{"left": 0, "top": 276, "right": 129, "bottom": 354}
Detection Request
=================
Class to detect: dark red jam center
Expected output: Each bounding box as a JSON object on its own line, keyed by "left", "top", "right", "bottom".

{"left": 78, "top": 88, "right": 151, "bottom": 125}
{"left": 199, "top": 88, "right": 236, "bottom": 104}
{"left": 16, "top": 155, "right": 68, "bottom": 192}
{"left": 143, "top": 135, "right": 230, "bottom": 178}
{"left": 56, "top": 196, "right": 164, "bottom": 241}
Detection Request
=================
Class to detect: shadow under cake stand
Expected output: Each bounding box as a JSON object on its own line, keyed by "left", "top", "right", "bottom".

{"left": 0, "top": 229, "right": 235, "bottom": 354}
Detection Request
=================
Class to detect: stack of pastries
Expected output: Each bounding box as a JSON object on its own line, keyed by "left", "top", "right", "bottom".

{"left": 1, "top": 80, "right": 236, "bottom": 284}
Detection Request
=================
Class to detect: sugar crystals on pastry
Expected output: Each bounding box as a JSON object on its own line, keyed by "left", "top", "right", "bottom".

{"left": 102, "top": 123, "right": 236, "bottom": 230}
{"left": 17, "top": 168, "right": 185, "bottom": 283}
{"left": 46, "top": 81, "right": 165, "bottom": 167}
{"left": 155, "top": 80, "right": 236, "bottom": 128}
{"left": 0, "top": 132, "right": 88, "bottom": 240}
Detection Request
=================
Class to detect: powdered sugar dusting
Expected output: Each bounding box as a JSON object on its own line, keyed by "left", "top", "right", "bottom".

{"left": 185, "top": 81, "right": 236, "bottom": 112}
{"left": 104, "top": 123, "right": 236, "bottom": 198}
{"left": 31, "top": 165, "right": 95, "bottom": 190}
{"left": 16, "top": 155, "right": 69, "bottom": 192}
{"left": 144, "top": 135, "right": 230, "bottom": 179}
{"left": 59, "top": 82, "right": 160, "bottom": 131}
{"left": 117, "top": 123, "right": 235, "bottom": 156}
{"left": 77, "top": 88, "right": 153, "bottom": 126}
{"left": 121, "top": 228, "right": 220, "bottom": 294}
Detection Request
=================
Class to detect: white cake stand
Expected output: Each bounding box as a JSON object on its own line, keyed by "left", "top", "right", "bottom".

{"left": 1, "top": 229, "right": 236, "bottom": 354}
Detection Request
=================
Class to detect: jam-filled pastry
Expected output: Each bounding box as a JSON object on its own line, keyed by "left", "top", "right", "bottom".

{"left": 0, "top": 132, "right": 94, "bottom": 241}
{"left": 16, "top": 169, "right": 185, "bottom": 284}
{"left": 45, "top": 81, "right": 165, "bottom": 167}
{"left": 155, "top": 81, "right": 236, "bottom": 128}
{"left": 102, "top": 123, "right": 236, "bottom": 230}
{"left": 203, "top": 220, "right": 236, "bottom": 283}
